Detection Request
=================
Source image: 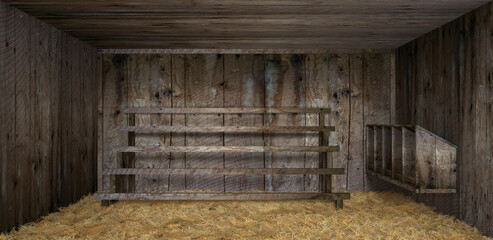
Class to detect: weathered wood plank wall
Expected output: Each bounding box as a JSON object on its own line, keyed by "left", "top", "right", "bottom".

{"left": 394, "top": 2, "right": 493, "bottom": 236}
{"left": 100, "top": 53, "right": 392, "bottom": 194}
{"left": 0, "top": 1, "right": 98, "bottom": 233}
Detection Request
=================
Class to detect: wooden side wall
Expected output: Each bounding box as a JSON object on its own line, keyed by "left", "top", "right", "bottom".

{"left": 100, "top": 53, "right": 392, "bottom": 194}
{"left": 395, "top": 2, "right": 493, "bottom": 236}
{"left": 0, "top": 2, "right": 98, "bottom": 233}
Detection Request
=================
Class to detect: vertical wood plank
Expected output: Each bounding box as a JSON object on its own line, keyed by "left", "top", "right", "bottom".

{"left": 328, "top": 54, "right": 350, "bottom": 191}
{"left": 264, "top": 54, "right": 305, "bottom": 192}
{"left": 391, "top": 127, "right": 403, "bottom": 180}
{"left": 415, "top": 128, "right": 436, "bottom": 189}
{"left": 0, "top": 1, "right": 17, "bottom": 231}
{"left": 402, "top": 127, "right": 416, "bottom": 185}
{"left": 128, "top": 55, "right": 172, "bottom": 192}
{"left": 305, "top": 54, "right": 330, "bottom": 192}
{"left": 348, "top": 54, "right": 365, "bottom": 191}
{"left": 102, "top": 54, "right": 127, "bottom": 192}
{"left": 224, "top": 54, "right": 265, "bottom": 192}
{"left": 97, "top": 55, "right": 104, "bottom": 192}
{"left": 14, "top": 9, "right": 32, "bottom": 224}
{"left": 48, "top": 23, "right": 61, "bottom": 213}
{"left": 185, "top": 54, "right": 224, "bottom": 191}
{"left": 169, "top": 54, "right": 186, "bottom": 191}
{"left": 382, "top": 126, "right": 392, "bottom": 176}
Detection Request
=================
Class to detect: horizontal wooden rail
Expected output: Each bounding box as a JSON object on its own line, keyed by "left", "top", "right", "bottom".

{"left": 117, "top": 126, "right": 336, "bottom": 133}
{"left": 123, "top": 107, "right": 331, "bottom": 114}
{"left": 94, "top": 192, "right": 350, "bottom": 201}
{"left": 104, "top": 168, "right": 345, "bottom": 176}
{"left": 118, "top": 146, "right": 340, "bottom": 153}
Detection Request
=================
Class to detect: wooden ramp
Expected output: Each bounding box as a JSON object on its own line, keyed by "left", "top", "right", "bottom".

{"left": 366, "top": 125, "right": 457, "bottom": 194}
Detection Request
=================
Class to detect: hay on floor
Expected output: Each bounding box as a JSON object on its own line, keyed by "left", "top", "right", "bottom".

{"left": 1, "top": 192, "right": 490, "bottom": 240}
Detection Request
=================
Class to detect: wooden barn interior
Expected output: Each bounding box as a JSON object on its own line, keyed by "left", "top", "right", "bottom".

{"left": 0, "top": 0, "right": 492, "bottom": 238}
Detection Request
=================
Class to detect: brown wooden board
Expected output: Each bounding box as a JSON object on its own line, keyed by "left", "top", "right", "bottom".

{"left": 5, "top": 0, "right": 490, "bottom": 50}
{"left": 347, "top": 54, "right": 365, "bottom": 191}
{"left": 391, "top": 127, "right": 403, "bottom": 180}
{"left": 366, "top": 126, "right": 375, "bottom": 171}
{"left": 402, "top": 127, "right": 416, "bottom": 185}
{"left": 127, "top": 54, "right": 171, "bottom": 192}
{"left": 94, "top": 192, "right": 350, "bottom": 201}
{"left": 0, "top": 1, "right": 17, "bottom": 231}
{"left": 104, "top": 168, "right": 345, "bottom": 176}
{"left": 264, "top": 54, "right": 305, "bottom": 192}
{"left": 118, "top": 126, "right": 334, "bottom": 133}
{"left": 326, "top": 54, "right": 350, "bottom": 191}
{"left": 373, "top": 126, "right": 382, "bottom": 173}
{"left": 169, "top": 54, "right": 186, "bottom": 191}
{"left": 124, "top": 107, "right": 330, "bottom": 114}
{"left": 118, "top": 146, "right": 339, "bottom": 153}
{"left": 185, "top": 54, "right": 224, "bottom": 191}
{"left": 102, "top": 55, "right": 127, "bottom": 192}
{"left": 415, "top": 127, "right": 436, "bottom": 189}
{"left": 224, "top": 54, "right": 265, "bottom": 192}
{"left": 382, "top": 127, "right": 392, "bottom": 176}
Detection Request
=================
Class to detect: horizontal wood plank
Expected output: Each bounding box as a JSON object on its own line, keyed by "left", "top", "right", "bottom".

{"left": 117, "top": 126, "right": 335, "bottom": 133}
{"left": 123, "top": 107, "right": 331, "bottom": 114}
{"left": 118, "top": 146, "right": 340, "bottom": 153}
{"left": 93, "top": 192, "right": 351, "bottom": 201}
{"left": 103, "top": 168, "right": 346, "bottom": 175}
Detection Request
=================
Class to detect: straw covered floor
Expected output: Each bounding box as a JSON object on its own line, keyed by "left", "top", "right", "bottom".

{"left": 0, "top": 192, "right": 490, "bottom": 239}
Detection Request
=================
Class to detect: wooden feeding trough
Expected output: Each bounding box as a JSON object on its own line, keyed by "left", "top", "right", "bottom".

{"left": 94, "top": 107, "right": 350, "bottom": 209}
{"left": 366, "top": 125, "right": 457, "bottom": 194}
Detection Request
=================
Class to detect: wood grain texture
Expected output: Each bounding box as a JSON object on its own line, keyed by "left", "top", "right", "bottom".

{"left": 264, "top": 54, "right": 306, "bottom": 192}
{"left": 347, "top": 54, "right": 364, "bottom": 191}
{"left": 223, "top": 54, "right": 265, "bottom": 192}
{"left": 394, "top": 2, "right": 492, "bottom": 235}
{"left": 185, "top": 55, "right": 224, "bottom": 191}
{"left": 94, "top": 192, "right": 350, "bottom": 201}
{"left": 103, "top": 168, "right": 345, "bottom": 176}
{"left": 3, "top": 0, "right": 490, "bottom": 49}
{"left": 169, "top": 54, "right": 186, "bottom": 191}
{"left": 0, "top": 3, "right": 97, "bottom": 232}
{"left": 101, "top": 53, "right": 392, "bottom": 199}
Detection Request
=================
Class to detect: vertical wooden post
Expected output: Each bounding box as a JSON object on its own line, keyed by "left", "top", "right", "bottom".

{"left": 127, "top": 113, "right": 136, "bottom": 193}
{"left": 319, "top": 113, "right": 332, "bottom": 193}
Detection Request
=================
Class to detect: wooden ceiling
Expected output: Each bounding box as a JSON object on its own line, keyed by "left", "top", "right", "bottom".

{"left": 4, "top": 0, "right": 491, "bottom": 50}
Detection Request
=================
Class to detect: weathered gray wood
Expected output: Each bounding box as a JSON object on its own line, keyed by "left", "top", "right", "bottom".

{"left": 185, "top": 54, "right": 224, "bottom": 192}
{"left": 118, "top": 126, "right": 335, "bottom": 133}
{"left": 94, "top": 192, "right": 351, "bottom": 201}
{"left": 391, "top": 127, "right": 403, "bottom": 180}
{"left": 119, "top": 146, "right": 340, "bottom": 153}
{"left": 223, "top": 54, "right": 265, "bottom": 192}
{"left": 5, "top": 0, "right": 489, "bottom": 49}
{"left": 347, "top": 54, "right": 365, "bottom": 191}
{"left": 124, "top": 107, "right": 330, "bottom": 114}
{"left": 169, "top": 54, "right": 186, "bottom": 191}
{"left": 104, "top": 168, "right": 346, "bottom": 176}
